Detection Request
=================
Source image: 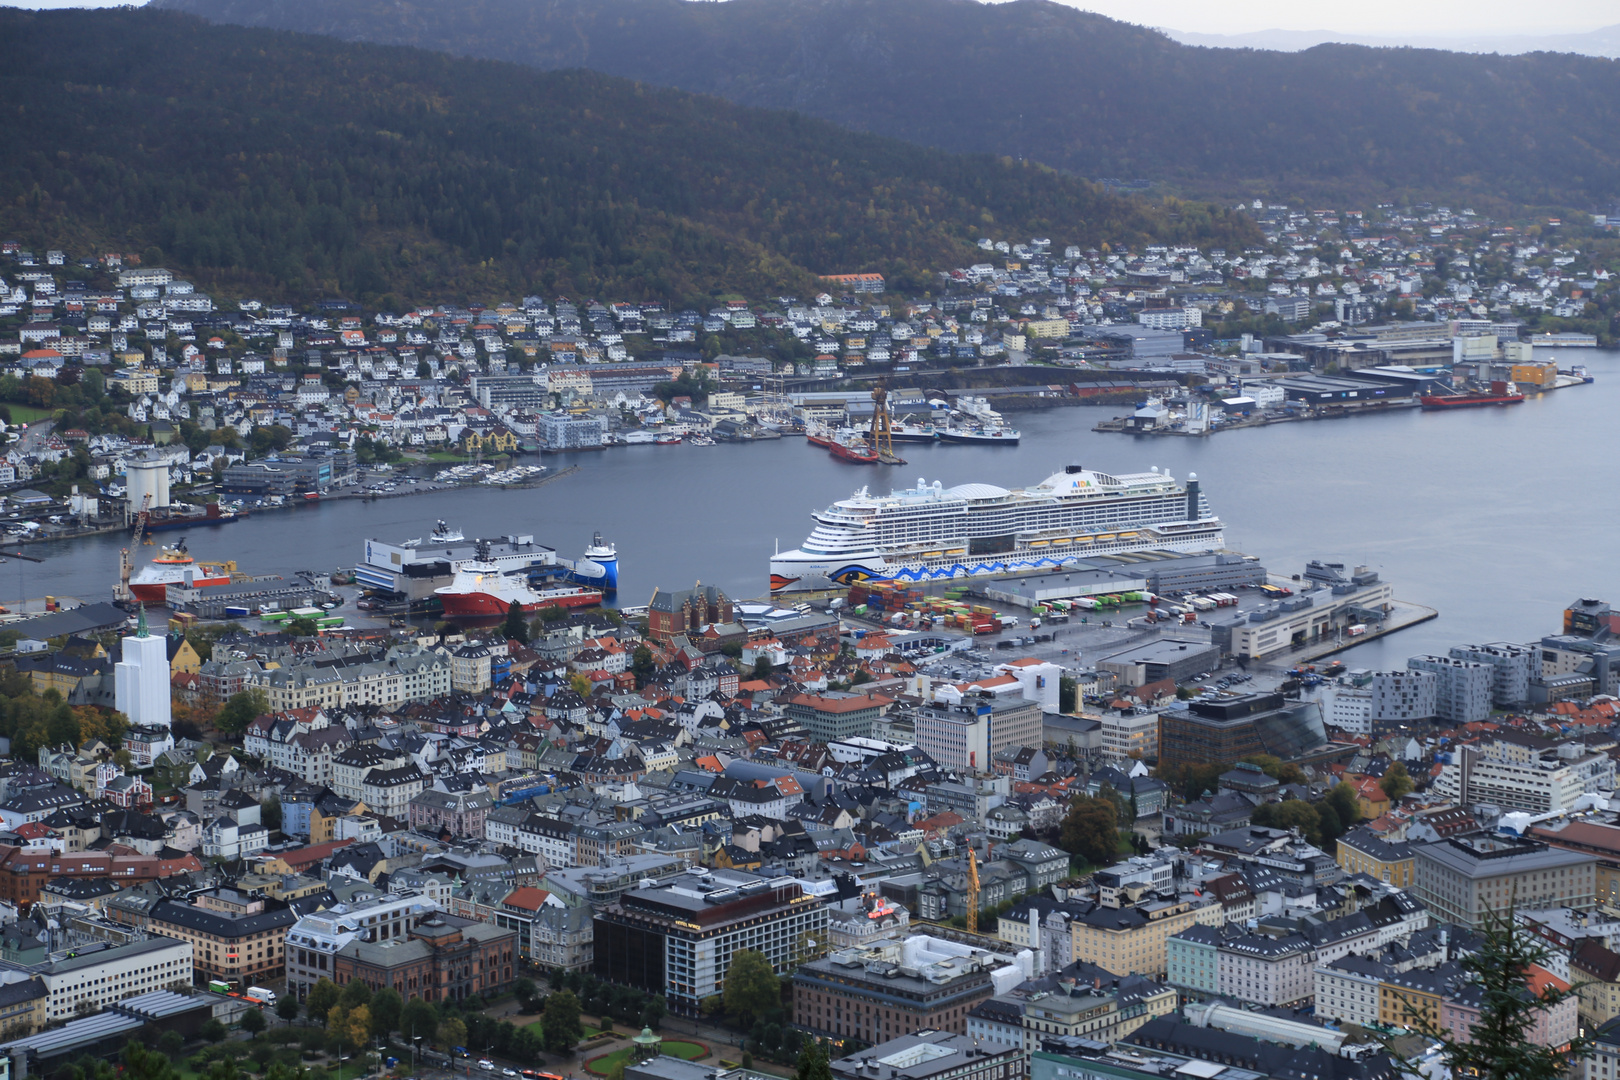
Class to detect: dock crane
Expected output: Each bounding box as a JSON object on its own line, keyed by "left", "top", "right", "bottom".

{"left": 867, "top": 384, "right": 906, "bottom": 465}
{"left": 965, "top": 846, "right": 981, "bottom": 934}
{"left": 115, "top": 493, "right": 153, "bottom": 603}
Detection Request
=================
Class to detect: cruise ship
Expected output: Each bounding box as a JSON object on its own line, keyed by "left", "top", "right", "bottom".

{"left": 769, "top": 465, "right": 1222, "bottom": 593}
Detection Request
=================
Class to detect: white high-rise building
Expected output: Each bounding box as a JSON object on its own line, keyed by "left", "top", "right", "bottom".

{"left": 115, "top": 607, "right": 171, "bottom": 728}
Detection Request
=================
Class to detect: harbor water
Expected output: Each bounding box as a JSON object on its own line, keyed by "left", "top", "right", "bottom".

{"left": 9, "top": 347, "right": 1617, "bottom": 667}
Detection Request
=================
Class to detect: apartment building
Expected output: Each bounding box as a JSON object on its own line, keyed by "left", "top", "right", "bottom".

{"left": 1436, "top": 739, "right": 1615, "bottom": 814}
{"left": 1337, "top": 828, "right": 1415, "bottom": 888}
{"left": 1413, "top": 835, "right": 1597, "bottom": 929}
{"left": 1314, "top": 954, "right": 1392, "bottom": 1028}
{"left": 1070, "top": 892, "right": 1224, "bottom": 978}
{"left": 141, "top": 892, "right": 296, "bottom": 987}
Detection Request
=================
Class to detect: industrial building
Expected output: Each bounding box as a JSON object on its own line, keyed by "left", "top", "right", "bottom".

{"left": 1094, "top": 639, "right": 1220, "bottom": 689}
{"left": 1208, "top": 564, "right": 1394, "bottom": 662}
{"left": 1272, "top": 374, "right": 1410, "bottom": 405}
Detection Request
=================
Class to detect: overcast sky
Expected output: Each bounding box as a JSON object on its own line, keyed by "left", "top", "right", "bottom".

{"left": 12, "top": 0, "right": 1617, "bottom": 38}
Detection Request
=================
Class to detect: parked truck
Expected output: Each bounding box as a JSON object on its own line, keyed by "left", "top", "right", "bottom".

{"left": 245, "top": 987, "right": 277, "bottom": 1007}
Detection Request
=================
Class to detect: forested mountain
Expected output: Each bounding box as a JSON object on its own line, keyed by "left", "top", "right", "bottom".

{"left": 0, "top": 10, "right": 1252, "bottom": 307}
{"left": 156, "top": 0, "right": 1620, "bottom": 209}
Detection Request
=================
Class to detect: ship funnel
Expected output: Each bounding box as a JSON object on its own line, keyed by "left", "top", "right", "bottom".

{"left": 1064, "top": 464, "right": 1083, "bottom": 474}
{"left": 1186, "top": 474, "right": 1201, "bottom": 521}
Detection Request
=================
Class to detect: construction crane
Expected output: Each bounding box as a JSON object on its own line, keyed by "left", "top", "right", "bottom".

{"left": 115, "top": 493, "right": 153, "bottom": 604}
{"left": 965, "top": 846, "right": 981, "bottom": 934}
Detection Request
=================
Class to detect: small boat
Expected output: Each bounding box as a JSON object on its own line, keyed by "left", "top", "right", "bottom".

{"left": 655, "top": 435, "right": 682, "bottom": 445}
{"left": 431, "top": 520, "right": 465, "bottom": 543}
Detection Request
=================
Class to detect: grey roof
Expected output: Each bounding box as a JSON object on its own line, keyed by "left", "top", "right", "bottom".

{"left": 1413, "top": 835, "right": 1596, "bottom": 879}
{"left": 149, "top": 897, "right": 297, "bottom": 938}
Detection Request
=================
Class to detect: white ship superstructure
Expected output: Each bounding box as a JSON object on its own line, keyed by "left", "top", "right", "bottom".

{"left": 770, "top": 464, "right": 1222, "bottom": 592}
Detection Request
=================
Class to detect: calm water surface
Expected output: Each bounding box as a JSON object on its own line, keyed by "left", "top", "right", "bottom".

{"left": 13, "top": 348, "right": 1616, "bottom": 666}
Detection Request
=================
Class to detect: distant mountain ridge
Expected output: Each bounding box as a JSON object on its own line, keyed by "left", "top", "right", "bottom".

{"left": 1162, "top": 24, "right": 1620, "bottom": 58}
{"left": 0, "top": 8, "right": 1253, "bottom": 306}
{"left": 152, "top": 0, "right": 1620, "bottom": 208}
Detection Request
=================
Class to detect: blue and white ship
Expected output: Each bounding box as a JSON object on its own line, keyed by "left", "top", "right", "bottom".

{"left": 568, "top": 532, "right": 618, "bottom": 592}
{"left": 769, "top": 465, "right": 1222, "bottom": 593}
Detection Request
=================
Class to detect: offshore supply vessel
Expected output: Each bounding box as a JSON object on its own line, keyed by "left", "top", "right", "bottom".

{"left": 769, "top": 464, "right": 1222, "bottom": 593}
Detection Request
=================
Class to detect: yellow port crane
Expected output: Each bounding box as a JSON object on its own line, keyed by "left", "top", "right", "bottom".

{"left": 965, "top": 846, "right": 981, "bottom": 934}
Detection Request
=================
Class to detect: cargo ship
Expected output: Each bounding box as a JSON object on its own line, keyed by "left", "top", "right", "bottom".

{"left": 435, "top": 563, "right": 604, "bottom": 617}
{"left": 770, "top": 464, "right": 1222, "bottom": 592}
{"left": 129, "top": 542, "right": 236, "bottom": 605}
{"left": 141, "top": 502, "right": 249, "bottom": 532}
{"left": 1420, "top": 381, "right": 1525, "bottom": 410}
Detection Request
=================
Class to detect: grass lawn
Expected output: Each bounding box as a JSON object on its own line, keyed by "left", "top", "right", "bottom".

{"left": 585, "top": 1041, "right": 706, "bottom": 1076}
{"left": 4, "top": 404, "right": 54, "bottom": 424}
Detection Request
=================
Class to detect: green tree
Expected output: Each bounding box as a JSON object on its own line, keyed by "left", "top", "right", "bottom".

{"left": 512, "top": 977, "right": 537, "bottom": 1011}
{"left": 369, "top": 987, "right": 402, "bottom": 1038}
{"left": 1397, "top": 904, "right": 1592, "bottom": 1080}
{"left": 1316, "top": 801, "right": 1344, "bottom": 848}
{"left": 241, "top": 1007, "right": 265, "bottom": 1035}
{"left": 1058, "top": 676, "right": 1077, "bottom": 713}
{"left": 503, "top": 600, "right": 529, "bottom": 644}
{"left": 1241, "top": 753, "right": 1306, "bottom": 786}
{"left": 437, "top": 1017, "right": 467, "bottom": 1051}
{"left": 630, "top": 645, "right": 656, "bottom": 685}
{"left": 276, "top": 997, "right": 300, "bottom": 1022}
{"left": 304, "top": 977, "right": 341, "bottom": 1023}
{"left": 1380, "top": 761, "right": 1414, "bottom": 802}
{"left": 1059, "top": 795, "right": 1120, "bottom": 866}
{"left": 722, "top": 949, "right": 779, "bottom": 1027}
{"left": 200, "top": 1019, "right": 227, "bottom": 1043}
{"left": 640, "top": 994, "right": 667, "bottom": 1031}
{"left": 286, "top": 617, "right": 321, "bottom": 637}
{"left": 1325, "top": 781, "right": 1361, "bottom": 827}
{"left": 157, "top": 1030, "right": 185, "bottom": 1058}
{"left": 399, "top": 998, "right": 438, "bottom": 1043}
{"left": 1252, "top": 798, "right": 1324, "bottom": 846}
{"left": 215, "top": 688, "right": 268, "bottom": 736}
{"left": 751, "top": 657, "right": 774, "bottom": 682}
{"left": 795, "top": 1039, "right": 833, "bottom": 1080}
{"left": 261, "top": 796, "right": 282, "bottom": 831}
{"left": 540, "top": 990, "right": 582, "bottom": 1056}
{"left": 340, "top": 979, "right": 373, "bottom": 1010}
